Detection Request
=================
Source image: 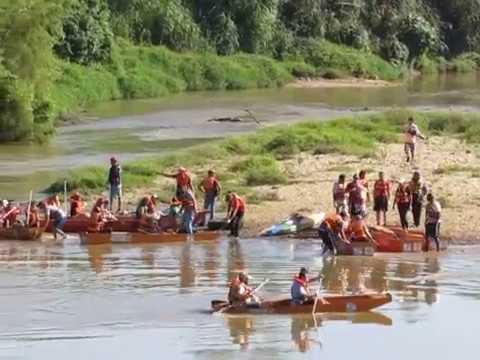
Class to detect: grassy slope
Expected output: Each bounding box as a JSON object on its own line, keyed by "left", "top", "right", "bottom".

{"left": 51, "top": 41, "right": 403, "bottom": 117}
{"left": 46, "top": 109, "right": 480, "bottom": 203}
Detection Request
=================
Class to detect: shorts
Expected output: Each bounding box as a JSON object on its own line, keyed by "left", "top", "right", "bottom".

{"left": 110, "top": 185, "right": 122, "bottom": 199}
{"left": 350, "top": 203, "right": 367, "bottom": 218}
{"left": 404, "top": 142, "right": 415, "bottom": 154}
{"left": 374, "top": 196, "right": 389, "bottom": 212}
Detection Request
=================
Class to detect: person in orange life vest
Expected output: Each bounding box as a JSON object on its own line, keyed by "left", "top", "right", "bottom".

{"left": 180, "top": 189, "right": 197, "bottom": 235}
{"left": 228, "top": 272, "right": 258, "bottom": 306}
{"left": 332, "top": 174, "right": 348, "bottom": 214}
{"left": 373, "top": 171, "right": 391, "bottom": 226}
{"left": 107, "top": 157, "right": 122, "bottom": 213}
{"left": 1, "top": 201, "right": 20, "bottom": 228}
{"left": 359, "top": 169, "right": 371, "bottom": 204}
{"left": 198, "top": 170, "right": 222, "bottom": 222}
{"left": 69, "top": 192, "right": 86, "bottom": 217}
{"left": 347, "top": 174, "right": 367, "bottom": 218}
{"left": 318, "top": 211, "right": 349, "bottom": 256}
{"left": 291, "top": 268, "right": 323, "bottom": 304}
{"left": 404, "top": 117, "right": 426, "bottom": 163}
{"left": 136, "top": 196, "right": 157, "bottom": 232}
{"left": 346, "top": 215, "right": 378, "bottom": 246}
{"left": 46, "top": 194, "right": 61, "bottom": 209}
{"left": 89, "top": 198, "right": 117, "bottom": 232}
{"left": 392, "top": 180, "right": 412, "bottom": 230}
{"left": 26, "top": 202, "right": 40, "bottom": 228}
{"left": 226, "top": 191, "right": 246, "bottom": 238}
{"left": 162, "top": 167, "right": 193, "bottom": 200}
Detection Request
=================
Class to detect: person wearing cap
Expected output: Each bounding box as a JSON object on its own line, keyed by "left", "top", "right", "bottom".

{"left": 393, "top": 179, "right": 411, "bottom": 230}
{"left": 162, "top": 167, "right": 193, "bottom": 200}
{"left": 290, "top": 268, "right": 322, "bottom": 304}
{"left": 424, "top": 193, "right": 442, "bottom": 251}
{"left": 107, "top": 157, "right": 122, "bottom": 213}
{"left": 407, "top": 171, "right": 428, "bottom": 227}
{"left": 198, "top": 170, "right": 222, "bottom": 223}
{"left": 404, "top": 116, "right": 426, "bottom": 163}
{"left": 228, "top": 272, "right": 257, "bottom": 306}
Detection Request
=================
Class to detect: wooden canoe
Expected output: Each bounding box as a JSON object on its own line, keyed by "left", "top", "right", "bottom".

{"left": 212, "top": 293, "right": 392, "bottom": 314}
{"left": 0, "top": 209, "right": 49, "bottom": 241}
{"left": 335, "top": 240, "right": 376, "bottom": 256}
{"left": 79, "top": 230, "right": 222, "bottom": 245}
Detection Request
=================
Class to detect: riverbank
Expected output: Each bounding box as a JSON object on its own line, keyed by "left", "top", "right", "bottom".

{"left": 46, "top": 109, "right": 480, "bottom": 244}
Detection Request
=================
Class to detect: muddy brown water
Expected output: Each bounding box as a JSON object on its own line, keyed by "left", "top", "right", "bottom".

{"left": 1, "top": 72, "right": 480, "bottom": 200}
{"left": 0, "top": 237, "right": 479, "bottom": 359}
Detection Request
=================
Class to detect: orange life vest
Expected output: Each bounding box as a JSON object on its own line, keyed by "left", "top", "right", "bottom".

{"left": 229, "top": 194, "right": 246, "bottom": 213}
{"left": 324, "top": 213, "right": 343, "bottom": 232}
{"left": 347, "top": 218, "right": 367, "bottom": 241}
{"left": 395, "top": 186, "right": 410, "bottom": 204}
{"left": 177, "top": 171, "right": 192, "bottom": 188}
{"left": 202, "top": 176, "right": 219, "bottom": 193}
{"left": 374, "top": 180, "right": 390, "bottom": 198}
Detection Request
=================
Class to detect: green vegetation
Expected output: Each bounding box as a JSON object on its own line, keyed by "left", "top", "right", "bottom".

{"left": 3, "top": 0, "right": 480, "bottom": 142}
{"left": 47, "top": 110, "right": 480, "bottom": 201}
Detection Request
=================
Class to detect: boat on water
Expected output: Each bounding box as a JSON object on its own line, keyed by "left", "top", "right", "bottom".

{"left": 211, "top": 292, "right": 392, "bottom": 314}
{"left": 79, "top": 230, "right": 222, "bottom": 245}
{"left": 0, "top": 208, "right": 49, "bottom": 241}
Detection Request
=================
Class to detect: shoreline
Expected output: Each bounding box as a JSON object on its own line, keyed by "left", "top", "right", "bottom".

{"left": 288, "top": 77, "right": 402, "bottom": 89}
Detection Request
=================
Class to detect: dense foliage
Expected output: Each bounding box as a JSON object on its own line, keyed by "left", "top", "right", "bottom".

{"left": 2, "top": 0, "right": 480, "bottom": 142}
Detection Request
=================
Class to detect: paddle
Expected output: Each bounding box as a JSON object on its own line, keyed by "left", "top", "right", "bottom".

{"left": 26, "top": 190, "right": 33, "bottom": 226}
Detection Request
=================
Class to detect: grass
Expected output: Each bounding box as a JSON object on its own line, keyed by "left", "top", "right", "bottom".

{"left": 433, "top": 164, "right": 480, "bottom": 175}
{"left": 416, "top": 52, "right": 480, "bottom": 74}
{"left": 46, "top": 109, "right": 480, "bottom": 200}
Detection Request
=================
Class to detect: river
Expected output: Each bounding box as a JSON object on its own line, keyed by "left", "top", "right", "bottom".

{"left": 0, "top": 238, "right": 479, "bottom": 359}
{"left": 1, "top": 72, "right": 480, "bottom": 199}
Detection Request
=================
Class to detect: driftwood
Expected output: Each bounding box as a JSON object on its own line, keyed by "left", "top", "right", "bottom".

{"left": 207, "top": 109, "right": 261, "bottom": 125}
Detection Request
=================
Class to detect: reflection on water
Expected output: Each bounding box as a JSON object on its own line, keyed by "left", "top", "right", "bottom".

{"left": 0, "top": 239, "right": 479, "bottom": 359}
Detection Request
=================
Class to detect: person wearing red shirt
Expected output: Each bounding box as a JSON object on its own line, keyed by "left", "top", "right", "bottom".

{"left": 198, "top": 170, "right": 221, "bottom": 222}
{"left": 70, "top": 192, "right": 86, "bottom": 217}
{"left": 226, "top": 191, "right": 245, "bottom": 238}
{"left": 373, "top": 171, "right": 391, "bottom": 226}
{"left": 393, "top": 180, "right": 412, "bottom": 230}
{"left": 162, "top": 167, "right": 193, "bottom": 200}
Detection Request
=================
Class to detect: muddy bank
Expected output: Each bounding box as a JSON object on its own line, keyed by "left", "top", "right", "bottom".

{"left": 288, "top": 77, "right": 401, "bottom": 88}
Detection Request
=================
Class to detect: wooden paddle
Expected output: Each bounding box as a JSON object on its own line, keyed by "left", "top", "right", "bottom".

{"left": 26, "top": 190, "right": 33, "bottom": 226}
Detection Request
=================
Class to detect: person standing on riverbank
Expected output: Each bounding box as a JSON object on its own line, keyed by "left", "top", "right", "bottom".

{"left": 373, "top": 172, "right": 391, "bottom": 226}
{"left": 347, "top": 174, "right": 367, "bottom": 218}
{"left": 198, "top": 170, "right": 221, "bottom": 223}
{"left": 226, "top": 192, "right": 245, "bottom": 238}
{"left": 393, "top": 180, "right": 411, "bottom": 230}
{"left": 404, "top": 117, "right": 426, "bottom": 163}
{"left": 408, "top": 171, "right": 428, "bottom": 227}
{"left": 425, "top": 193, "right": 442, "bottom": 251}
{"left": 107, "top": 157, "right": 122, "bottom": 213}
{"left": 162, "top": 167, "right": 193, "bottom": 200}
{"left": 332, "top": 174, "right": 348, "bottom": 214}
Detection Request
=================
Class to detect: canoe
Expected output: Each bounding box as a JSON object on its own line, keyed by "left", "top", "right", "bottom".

{"left": 261, "top": 213, "right": 325, "bottom": 237}
{"left": 369, "top": 226, "right": 426, "bottom": 253}
{"left": 79, "top": 230, "right": 222, "bottom": 245}
{"left": 47, "top": 211, "right": 209, "bottom": 234}
{"left": 212, "top": 292, "right": 392, "bottom": 314}
{"left": 335, "top": 239, "right": 376, "bottom": 256}
{"left": 0, "top": 209, "right": 49, "bottom": 241}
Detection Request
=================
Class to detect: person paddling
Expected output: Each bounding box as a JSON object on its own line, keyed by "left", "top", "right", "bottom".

{"left": 228, "top": 273, "right": 258, "bottom": 306}
{"left": 107, "top": 157, "right": 122, "bottom": 213}
{"left": 373, "top": 171, "right": 391, "bottom": 226}
{"left": 198, "top": 170, "right": 221, "bottom": 223}
{"left": 425, "top": 193, "right": 441, "bottom": 252}
{"left": 226, "top": 191, "right": 246, "bottom": 238}
{"left": 291, "top": 268, "right": 327, "bottom": 305}
{"left": 404, "top": 117, "right": 426, "bottom": 163}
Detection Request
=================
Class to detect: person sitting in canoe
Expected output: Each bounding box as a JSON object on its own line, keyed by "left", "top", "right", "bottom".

{"left": 89, "top": 198, "right": 117, "bottom": 232}
{"left": 346, "top": 215, "right": 378, "bottom": 246}
{"left": 291, "top": 268, "right": 327, "bottom": 305}
{"left": 136, "top": 196, "right": 159, "bottom": 233}
{"left": 318, "top": 211, "right": 349, "bottom": 256}
{"left": 228, "top": 273, "right": 259, "bottom": 306}
{"left": 0, "top": 200, "right": 19, "bottom": 228}
{"left": 69, "top": 192, "right": 86, "bottom": 217}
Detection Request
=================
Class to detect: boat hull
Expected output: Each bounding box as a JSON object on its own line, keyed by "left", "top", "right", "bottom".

{"left": 80, "top": 231, "right": 222, "bottom": 245}
{"left": 212, "top": 293, "right": 392, "bottom": 315}
{"left": 0, "top": 225, "right": 44, "bottom": 241}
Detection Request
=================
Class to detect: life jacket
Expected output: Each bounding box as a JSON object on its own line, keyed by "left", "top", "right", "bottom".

{"left": 202, "top": 176, "right": 219, "bottom": 194}
{"left": 347, "top": 218, "right": 367, "bottom": 241}
{"left": 293, "top": 275, "right": 309, "bottom": 289}
{"left": 395, "top": 186, "right": 410, "bottom": 204}
{"left": 176, "top": 171, "right": 192, "bottom": 189}
{"left": 374, "top": 180, "right": 390, "bottom": 198}
{"left": 333, "top": 182, "right": 346, "bottom": 202}
{"left": 228, "top": 279, "right": 250, "bottom": 304}
{"left": 323, "top": 213, "right": 343, "bottom": 232}
{"left": 229, "top": 193, "right": 246, "bottom": 213}
{"left": 181, "top": 191, "right": 196, "bottom": 210}
{"left": 349, "top": 181, "right": 366, "bottom": 205}
{"left": 70, "top": 200, "right": 85, "bottom": 217}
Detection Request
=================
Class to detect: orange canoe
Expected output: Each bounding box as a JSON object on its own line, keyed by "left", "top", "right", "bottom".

{"left": 212, "top": 293, "right": 392, "bottom": 314}
{"left": 369, "top": 226, "right": 425, "bottom": 253}
{"left": 79, "top": 231, "right": 222, "bottom": 245}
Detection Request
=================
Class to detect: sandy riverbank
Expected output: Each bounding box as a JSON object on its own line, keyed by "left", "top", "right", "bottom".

{"left": 288, "top": 77, "right": 402, "bottom": 88}
{"left": 114, "top": 135, "right": 479, "bottom": 245}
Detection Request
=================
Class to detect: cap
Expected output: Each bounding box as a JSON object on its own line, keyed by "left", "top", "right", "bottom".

{"left": 299, "top": 267, "right": 308, "bottom": 275}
